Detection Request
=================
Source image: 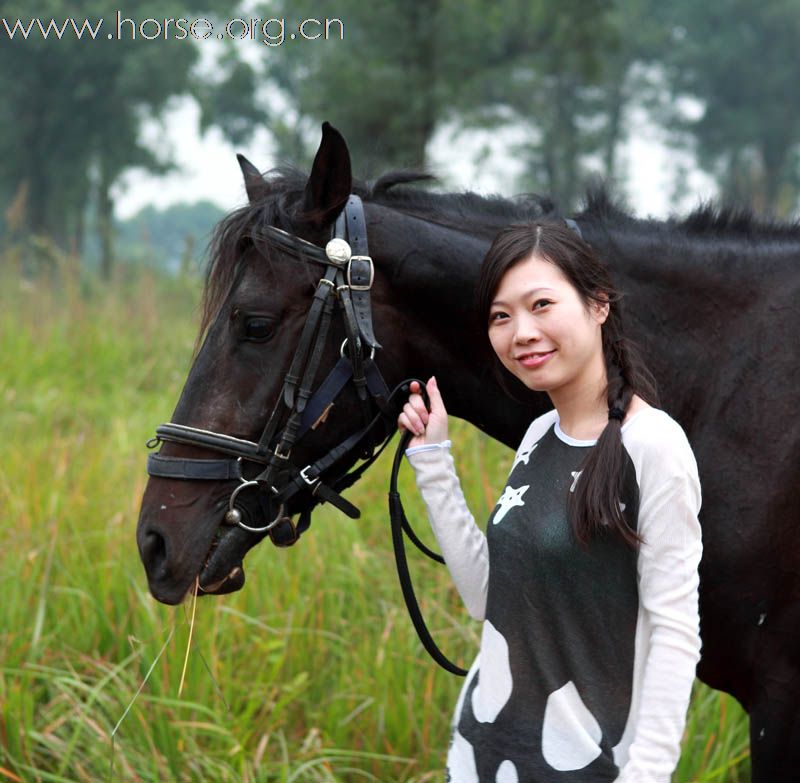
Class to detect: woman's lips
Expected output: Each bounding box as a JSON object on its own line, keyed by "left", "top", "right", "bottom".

{"left": 517, "top": 350, "right": 555, "bottom": 368}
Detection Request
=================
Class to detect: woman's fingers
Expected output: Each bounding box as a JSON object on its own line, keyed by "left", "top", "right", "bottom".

{"left": 399, "top": 415, "right": 424, "bottom": 437}
{"left": 425, "top": 375, "right": 446, "bottom": 416}
{"left": 402, "top": 400, "right": 428, "bottom": 434}
{"left": 397, "top": 378, "right": 446, "bottom": 441}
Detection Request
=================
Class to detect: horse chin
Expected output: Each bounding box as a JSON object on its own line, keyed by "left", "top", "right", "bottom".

{"left": 198, "top": 564, "right": 245, "bottom": 595}
{"left": 197, "top": 524, "right": 260, "bottom": 596}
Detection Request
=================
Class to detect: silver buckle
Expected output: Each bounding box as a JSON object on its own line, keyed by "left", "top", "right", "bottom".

{"left": 340, "top": 337, "right": 376, "bottom": 361}
{"left": 347, "top": 256, "right": 374, "bottom": 291}
{"left": 300, "top": 466, "right": 319, "bottom": 486}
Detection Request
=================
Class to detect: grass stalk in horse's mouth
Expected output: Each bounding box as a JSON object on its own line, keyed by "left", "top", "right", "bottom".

{"left": 178, "top": 577, "right": 199, "bottom": 697}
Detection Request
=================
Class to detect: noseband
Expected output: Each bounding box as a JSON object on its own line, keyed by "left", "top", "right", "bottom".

{"left": 145, "top": 194, "right": 467, "bottom": 675}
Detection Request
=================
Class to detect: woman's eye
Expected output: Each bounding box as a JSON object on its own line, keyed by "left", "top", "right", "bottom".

{"left": 533, "top": 299, "right": 552, "bottom": 310}
{"left": 243, "top": 317, "right": 274, "bottom": 341}
{"left": 489, "top": 311, "right": 508, "bottom": 323}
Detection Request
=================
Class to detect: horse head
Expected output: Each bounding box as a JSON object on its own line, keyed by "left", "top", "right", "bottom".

{"left": 136, "top": 123, "right": 426, "bottom": 604}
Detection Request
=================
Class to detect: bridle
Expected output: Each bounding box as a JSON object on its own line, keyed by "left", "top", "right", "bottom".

{"left": 145, "top": 195, "right": 468, "bottom": 676}
{"left": 147, "top": 195, "right": 393, "bottom": 542}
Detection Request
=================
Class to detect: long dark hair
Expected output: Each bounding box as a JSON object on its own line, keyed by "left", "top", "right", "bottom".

{"left": 475, "top": 221, "right": 659, "bottom": 548}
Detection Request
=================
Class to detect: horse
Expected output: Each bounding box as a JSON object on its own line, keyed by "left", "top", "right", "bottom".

{"left": 137, "top": 122, "right": 800, "bottom": 781}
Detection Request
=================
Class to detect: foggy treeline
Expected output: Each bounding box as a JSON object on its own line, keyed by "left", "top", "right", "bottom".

{"left": 1, "top": 0, "right": 799, "bottom": 277}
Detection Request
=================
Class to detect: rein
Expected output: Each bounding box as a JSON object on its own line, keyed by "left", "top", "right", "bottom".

{"left": 146, "top": 195, "right": 467, "bottom": 675}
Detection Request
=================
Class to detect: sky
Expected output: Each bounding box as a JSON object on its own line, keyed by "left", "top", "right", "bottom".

{"left": 113, "top": 95, "right": 718, "bottom": 223}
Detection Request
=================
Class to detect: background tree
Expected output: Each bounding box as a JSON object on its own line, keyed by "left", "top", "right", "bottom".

{"left": 653, "top": 0, "right": 800, "bottom": 216}
{"left": 450, "top": 0, "right": 624, "bottom": 207}
{"left": 245, "top": 0, "right": 664, "bottom": 210}
{"left": 254, "top": 0, "right": 486, "bottom": 175}
{"left": 0, "top": 0, "right": 209, "bottom": 275}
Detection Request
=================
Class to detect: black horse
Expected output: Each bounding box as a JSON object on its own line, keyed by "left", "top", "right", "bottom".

{"left": 137, "top": 123, "right": 799, "bottom": 781}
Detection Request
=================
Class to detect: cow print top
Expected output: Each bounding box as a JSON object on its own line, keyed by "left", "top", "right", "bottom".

{"left": 406, "top": 407, "right": 702, "bottom": 783}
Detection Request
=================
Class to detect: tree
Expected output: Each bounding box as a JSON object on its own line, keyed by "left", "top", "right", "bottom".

{"left": 655, "top": 0, "right": 800, "bottom": 215}
{"left": 243, "top": 0, "right": 652, "bottom": 209}
{"left": 256, "top": 0, "right": 468, "bottom": 175}
{"left": 0, "top": 0, "right": 209, "bottom": 275}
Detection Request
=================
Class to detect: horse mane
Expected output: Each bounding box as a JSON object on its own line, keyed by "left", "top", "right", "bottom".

{"left": 680, "top": 201, "right": 800, "bottom": 238}
{"left": 369, "top": 170, "right": 557, "bottom": 233}
{"left": 200, "top": 165, "right": 800, "bottom": 340}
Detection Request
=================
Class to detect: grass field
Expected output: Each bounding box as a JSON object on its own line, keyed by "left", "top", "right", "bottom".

{"left": 0, "top": 262, "right": 751, "bottom": 781}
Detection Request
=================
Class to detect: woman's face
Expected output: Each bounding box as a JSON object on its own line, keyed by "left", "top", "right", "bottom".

{"left": 487, "top": 254, "right": 608, "bottom": 399}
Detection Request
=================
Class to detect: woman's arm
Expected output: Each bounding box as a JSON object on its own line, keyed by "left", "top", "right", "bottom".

{"left": 406, "top": 445, "right": 490, "bottom": 620}
{"left": 617, "top": 421, "right": 703, "bottom": 782}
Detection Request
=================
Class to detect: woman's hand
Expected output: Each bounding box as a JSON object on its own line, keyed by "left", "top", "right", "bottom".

{"left": 397, "top": 376, "right": 448, "bottom": 448}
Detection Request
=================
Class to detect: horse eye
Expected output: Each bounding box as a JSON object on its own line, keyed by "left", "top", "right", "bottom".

{"left": 243, "top": 317, "right": 274, "bottom": 341}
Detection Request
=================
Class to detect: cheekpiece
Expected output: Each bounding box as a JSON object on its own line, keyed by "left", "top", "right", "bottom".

{"left": 325, "top": 238, "right": 352, "bottom": 265}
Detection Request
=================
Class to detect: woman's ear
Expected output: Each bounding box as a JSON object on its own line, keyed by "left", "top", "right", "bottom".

{"left": 592, "top": 295, "right": 610, "bottom": 325}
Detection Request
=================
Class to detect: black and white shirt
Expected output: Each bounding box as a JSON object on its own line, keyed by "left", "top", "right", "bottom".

{"left": 406, "top": 407, "right": 702, "bottom": 783}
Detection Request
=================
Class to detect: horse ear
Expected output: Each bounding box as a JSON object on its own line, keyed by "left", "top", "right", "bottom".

{"left": 300, "top": 121, "right": 352, "bottom": 227}
{"left": 237, "top": 154, "right": 265, "bottom": 203}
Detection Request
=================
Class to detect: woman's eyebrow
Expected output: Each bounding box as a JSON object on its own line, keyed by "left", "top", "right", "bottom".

{"left": 491, "top": 287, "right": 556, "bottom": 307}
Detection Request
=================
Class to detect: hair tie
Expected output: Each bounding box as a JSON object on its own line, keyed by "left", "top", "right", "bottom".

{"left": 608, "top": 406, "right": 625, "bottom": 422}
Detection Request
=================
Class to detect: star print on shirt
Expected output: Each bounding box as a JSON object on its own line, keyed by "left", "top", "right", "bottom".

{"left": 492, "top": 484, "right": 530, "bottom": 525}
{"left": 512, "top": 442, "right": 538, "bottom": 472}
{"left": 570, "top": 470, "right": 582, "bottom": 493}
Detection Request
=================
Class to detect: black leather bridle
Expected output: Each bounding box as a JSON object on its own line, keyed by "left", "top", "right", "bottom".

{"left": 146, "top": 195, "right": 467, "bottom": 676}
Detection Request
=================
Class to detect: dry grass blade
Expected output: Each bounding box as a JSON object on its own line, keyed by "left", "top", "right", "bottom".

{"left": 178, "top": 578, "right": 199, "bottom": 698}
{"left": 107, "top": 625, "right": 176, "bottom": 782}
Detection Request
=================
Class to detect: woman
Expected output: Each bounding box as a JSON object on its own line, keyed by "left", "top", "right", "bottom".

{"left": 398, "top": 221, "right": 702, "bottom": 782}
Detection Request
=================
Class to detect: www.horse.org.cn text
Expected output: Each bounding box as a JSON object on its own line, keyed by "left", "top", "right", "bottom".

{"left": 1, "top": 14, "right": 345, "bottom": 46}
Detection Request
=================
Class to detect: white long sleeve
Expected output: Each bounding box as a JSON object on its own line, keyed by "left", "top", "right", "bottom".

{"left": 406, "top": 445, "right": 489, "bottom": 620}
{"left": 614, "top": 412, "right": 703, "bottom": 782}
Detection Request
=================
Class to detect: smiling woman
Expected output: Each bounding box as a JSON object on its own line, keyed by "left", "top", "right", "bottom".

{"left": 399, "top": 221, "right": 702, "bottom": 781}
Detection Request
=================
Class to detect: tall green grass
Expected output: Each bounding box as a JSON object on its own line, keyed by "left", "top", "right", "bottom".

{"left": 0, "top": 264, "right": 750, "bottom": 781}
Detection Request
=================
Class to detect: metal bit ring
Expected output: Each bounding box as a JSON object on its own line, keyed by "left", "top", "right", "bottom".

{"left": 224, "top": 480, "right": 287, "bottom": 534}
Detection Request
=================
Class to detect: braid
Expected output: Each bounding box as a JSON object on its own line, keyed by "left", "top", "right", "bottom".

{"left": 569, "top": 310, "right": 657, "bottom": 548}
{"left": 605, "top": 346, "right": 628, "bottom": 413}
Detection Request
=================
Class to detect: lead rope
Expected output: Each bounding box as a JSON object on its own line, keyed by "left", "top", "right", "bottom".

{"left": 388, "top": 422, "right": 468, "bottom": 677}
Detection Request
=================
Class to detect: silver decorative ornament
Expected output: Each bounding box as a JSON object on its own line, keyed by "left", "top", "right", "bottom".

{"left": 325, "top": 238, "right": 352, "bottom": 264}
{"left": 224, "top": 508, "right": 242, "bottom": 525}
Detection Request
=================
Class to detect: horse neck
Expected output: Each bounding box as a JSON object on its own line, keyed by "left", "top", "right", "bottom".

{"left": 369, "top": 206, "right": 545, "bottom": 447}
{"left": 579, "top": 218, "right": 797, "bottom": 428}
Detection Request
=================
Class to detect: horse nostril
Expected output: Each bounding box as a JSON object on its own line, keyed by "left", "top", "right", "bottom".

{"left": 141, "top": 527, "right": 168, "bottom": 574}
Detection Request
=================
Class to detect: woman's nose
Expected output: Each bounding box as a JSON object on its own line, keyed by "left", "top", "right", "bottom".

{"left": 513, "top": 313, "right": 541, "bottom": 343}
